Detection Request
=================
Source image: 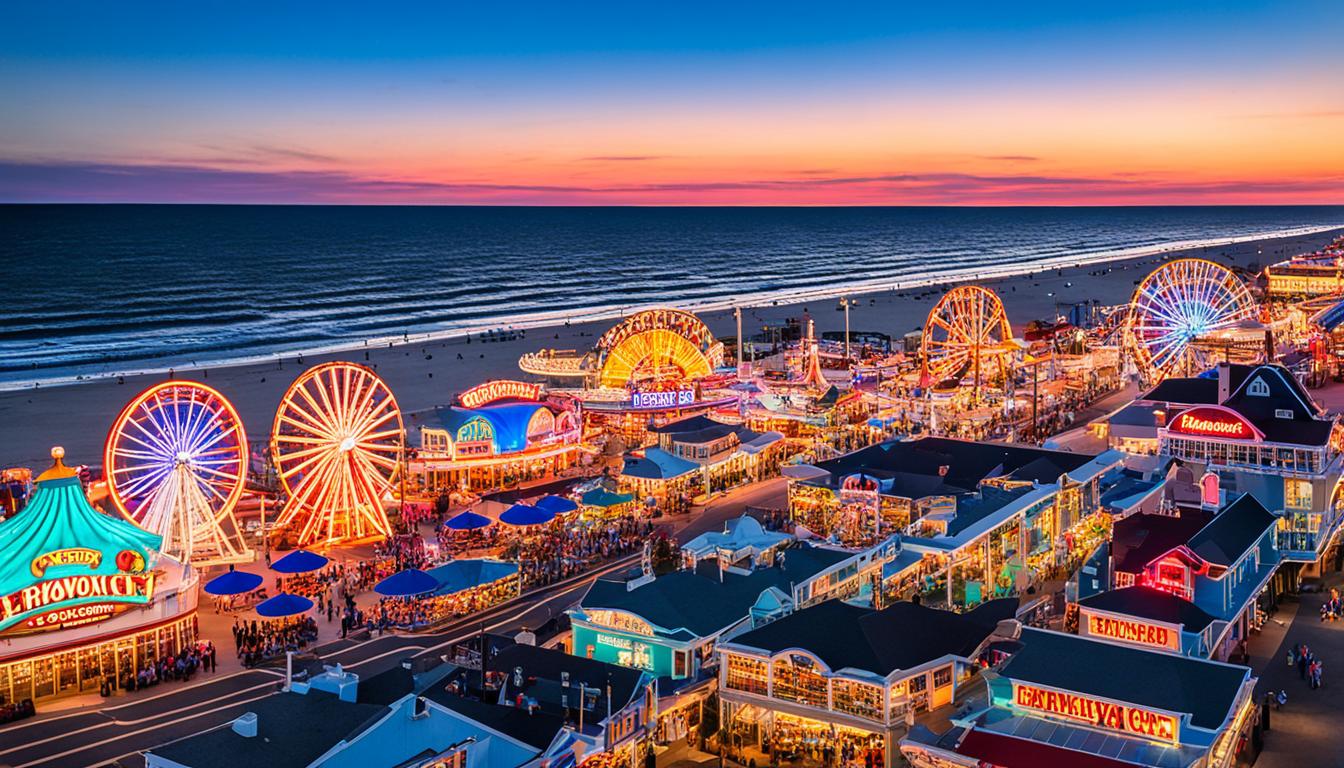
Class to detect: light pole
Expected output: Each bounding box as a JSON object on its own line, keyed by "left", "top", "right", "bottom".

{"left": 839, "top": 297, "right": 858, "bottom": 363}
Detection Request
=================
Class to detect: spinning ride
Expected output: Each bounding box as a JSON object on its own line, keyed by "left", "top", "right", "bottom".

{"left": 1125, "top": 259, "right": 1259, "bottom": 381}
{"left": 104, "top": 381, "right": 251, "bottom": 565}
{"left": 595, "top": 308, "right": 723, "bottom": 388}
{"left": 921, "top": 286, "right": 1014, "bottom": 390}
{"left": 270, "top": 362, "right": 404, "bottom": 548}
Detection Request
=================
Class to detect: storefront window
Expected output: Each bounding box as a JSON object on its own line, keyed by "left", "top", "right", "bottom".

{"left": 772, "top": 656, "right": 829, "bottom": 708}
{"left": 1286, "top": 478, "right": 1313, "bottom": 511}
{"left": 831, "top": 678, "right": 884, "bottom": 722}
{"left": 725, "top": 655, "right": 769, "bottom": 696}
{"left": 10, "top": 662, "right": 32, "bottom": 704}
{"left": 933, "top": 666, "right": 953, "bottom": 688}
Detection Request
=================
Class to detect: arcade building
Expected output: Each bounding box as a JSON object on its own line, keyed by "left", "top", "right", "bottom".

{"left": 412, "top": 380, "right": 584, "bottom": 494}
{"left": 901, "top": 627, "right": 1259, "bottom": 768}
{"left": 0, "top": 449, "right": 198, "bottom": 705}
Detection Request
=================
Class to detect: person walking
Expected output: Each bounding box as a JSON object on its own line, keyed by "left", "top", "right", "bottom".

{"left": 1299, "top": 647, "right": 1309, "bottom": 680}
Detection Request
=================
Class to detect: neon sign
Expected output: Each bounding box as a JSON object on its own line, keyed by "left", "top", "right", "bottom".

{"left": 1085, "top": 613, "right": 1177, "bottom": 651}
{"left": 460, "top": 380, "right": 542, "bottom": 409}
{"left": 1, "top": 569, "right": 157, "bottom": 635}
{"left": 1013, "top": 683, "right": 1179, "bottom": 743}
{"left": 631, "top": 389, "right": 695, "bottom": 409}
{"left": 31, "top": 548, "right": 102, "bottom": 577}
{"left": 1168, "top": 407, "right": 1255, "bottom": 440}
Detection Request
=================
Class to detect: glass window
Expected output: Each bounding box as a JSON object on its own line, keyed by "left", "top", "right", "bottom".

{"left": 724, "top": 654, "right": 769, "bottom": 696}
{"left": 831, "top": 678, "right": 884, "bottom": 722}
{"left": 1286, "top": 479, "right": 1313, "bottom": 511}
{"left": 772, "top": 657, "right": 829, "bottom": 708}
{"left": 909, "top": 674, "right": 927, "bottom": 693}
{"left": 10, "top": 662, "right": 32, "bottom": 704}
{"left": 933, "top": 666, "right": 953, "bottom": 688}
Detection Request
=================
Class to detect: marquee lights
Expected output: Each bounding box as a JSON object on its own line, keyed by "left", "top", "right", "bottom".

{"left": 459, "top": 380, "right": 542, "bottom": 409}
{"left": 1013, "top": 683, "right": 1179, "bottom": 743}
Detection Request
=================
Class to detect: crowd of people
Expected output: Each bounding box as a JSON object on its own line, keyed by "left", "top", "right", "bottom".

{"left": 499, "top": 516, "right": 652, "bottom": 587}
{"left": 232, "top": 616, "right": 319, "bottom": 667}
{"left": 123, "top": 640, "right": 219, "bottom": 692}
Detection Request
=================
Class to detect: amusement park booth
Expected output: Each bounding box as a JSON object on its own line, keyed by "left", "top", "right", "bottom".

{"left": 0, "top": 449, "right": 198, "bottom": 706}
{"left": 1263, "top": 236, "right": 1344, "bottom": 299}
{"left": 717, "top": 598, "right": 1018, "bottom": 768}
{"left": 1149, "top": 363, "right": 1344, "bottom": 571}
{"left": 900, "top": 627, "right": 1258, "bottom": 768}
{"left": 412, "top": 380, "right": 583, "bottom": 494}
{"left": 620, "top": 415, "right": 788, "bottom": 505}
{"left": 1106, "top": 494, "right": 1280, "bottom": 662}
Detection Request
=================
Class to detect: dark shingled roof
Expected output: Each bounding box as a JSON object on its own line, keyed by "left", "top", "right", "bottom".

{"left": 1186, "top": 494, "right": 1276, "bottom": 567}
{"left": 580, "top": 544, "right": 851, "bottom": 637}
{"left": 1111, "top": 507, "right": 1215, "bottom": 575}
{"left": 1002, "top": 628, "right": 1249, "bottom": 730}
{"left": 421, "top": 686, "right": 564, "bottom": 751}
{"left": 650, "top": 414, "right": 725, "bottom": 434}
{"left": 490, "top": 642, "right": 648, "bottom": 715}
{"left": 728, "top": 599, "right": 1015, "bottom": 676}
{"left": 1078, "top": 586, "right": 1219, "bottom": 632}
{"left": 809, "top": 437, "right": 1097, "bottom": 496}
{"left": 148, "top": 690, "right": 388, "bottom": 768}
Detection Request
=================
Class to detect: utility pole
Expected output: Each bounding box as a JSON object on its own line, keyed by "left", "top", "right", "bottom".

{"left": 839, "top": 297, "right": 858, "bottom": 363}
{"left": 734, "top": 306, "right": 744, "bottom": 376}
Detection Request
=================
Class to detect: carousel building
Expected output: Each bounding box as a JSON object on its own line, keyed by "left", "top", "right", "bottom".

{"left": 0, "top": 448, "right": 198, "bottom": 705}
{"left": 901, "top": 627, "right": 1258, "bottom": 768}
{"left": 413, "top": 381, "right": 584, "bottom": 494}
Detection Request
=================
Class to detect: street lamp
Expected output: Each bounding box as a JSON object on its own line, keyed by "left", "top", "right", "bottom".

{"left": 838, "top": 297, "right": 859, "bottom": 363}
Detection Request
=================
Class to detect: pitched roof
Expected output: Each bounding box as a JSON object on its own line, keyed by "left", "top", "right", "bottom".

{"left": 1001, "top": 628, "right": 1249, "bottom": 730}
{"left": 954, "top": 729, "right": 1141, "bottom": 768}
{"left": 421, "top": 686, "right": 565, "bottom": 751}
{"left": 491, "top": 642, "right": 648, "bottom": 714}
{"left": 579, "top": 544, "right": 850, "bottom": 637}
{"left": 1110, "top": 507, "right": 1215, "bottom": 574}
{"left": 1078, "top": 586, "right": 1219, "bottom": 632}
{"left": 1185, "top": 494, "right": 1276, "bottom": 567}
{"left": 147, "top": 690, "right": 387, "bottom": 768}
{"left": 620, "top": 448, "right": 699, "bottom": 480}
{"left": 728, "top": 599, "right": 1013, "bottom": 676}
{"left": 649, "top": 414, "right": 724, "bottom": 434}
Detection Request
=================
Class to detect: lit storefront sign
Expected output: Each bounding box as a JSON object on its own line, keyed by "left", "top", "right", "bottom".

{"left": 1083, "top": 612, "right": 1179, "bottom": 652}
{"left": 1, "top": 554, "right": 156, "bottom": 635}
{"left": 1012, "top": 683, "right": 1179, "bottom": 743}
{"left": 574, "top": 624, "right": 673, "bottom": 676}
{"left": 630, "top": 389, "right": 695, "bottom": 410}
{"left": 459, "top": 380, "right": 543, "bottom": 409}
{"left": 1167, "top": 407, "right": 1257, "bottom": 441}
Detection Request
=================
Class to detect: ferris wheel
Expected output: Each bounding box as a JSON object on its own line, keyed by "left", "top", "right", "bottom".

{"left": 270, "top": 362, "right": 404, "bottom": 548}
{"left": 104, "top": 381, "right": 252, "bottom": 565}
{"left": 1126, "top": 259, "right": 1258, "bottom": 380}
{"left": 921, "top": 285, "right": 1014, "bottom": 386}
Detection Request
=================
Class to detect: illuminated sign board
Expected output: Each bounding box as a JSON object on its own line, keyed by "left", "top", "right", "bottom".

{"left": 459, "top": 380, "right": 542, "bottom": 409}
{"left": 630, "top": 389, "right": 695, "bottom": 410}
{"left": 1167, "top": 407, "right": 1256, "bottom": 441}
{"left": 1084, "top": 612, "right": 1179, "bottom": 652}
{"left": 1012, "top": 683, "right": 1179, "bottom": 743}
{"left": 596, "top": 632, "right": 655, "bottom": 671}
{"left": 1, "top": 568, "right": 157, "bottom": 635}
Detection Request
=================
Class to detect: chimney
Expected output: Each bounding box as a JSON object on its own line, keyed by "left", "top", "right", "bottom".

{"left": 1217, "top": 362, "right": 1231, "bottom": 404}
{"left": 232, "top": 712, "right": 258, "bottom": 738}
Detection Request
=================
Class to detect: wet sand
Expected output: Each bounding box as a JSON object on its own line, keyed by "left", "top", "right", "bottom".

{"left": 1, "top": 228, "right": 1339, "bottom": 469}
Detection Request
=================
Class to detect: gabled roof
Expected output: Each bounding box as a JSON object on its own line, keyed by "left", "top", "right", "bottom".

{"left": 579, "top": 544, "right": 850, "bottom": 637}
{"left": 1111, "top": 507, "right": 1215, "bottom": 575}
{"left": 1221, "top": 365, "right": 1333, "bottom": 446}
{"left": 649, "top": 414, "right": 724, "bottom": 435}
{"left": 491, "top": 642, "right": 649, "bottom": 714}
{"left": 1185, "top": 494, "right": 1276, "bottom": 567}
{"left": 1078, "top": 585, "right": 1219, "bottom": 633}
{"left": 728, "top": 599, "right": 1014, "bottom": 677}
{"left": 1001, "top": 628, "right": 1249, "bottom": 731}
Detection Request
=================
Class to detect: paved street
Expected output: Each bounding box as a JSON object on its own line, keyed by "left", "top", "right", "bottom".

{"left": 0, "top": 479, "right": 787, "bottom": 768}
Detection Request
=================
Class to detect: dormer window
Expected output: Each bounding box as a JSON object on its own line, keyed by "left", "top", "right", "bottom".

{"left": 1248, "top": 378, "right": 1270, "bottom": 397}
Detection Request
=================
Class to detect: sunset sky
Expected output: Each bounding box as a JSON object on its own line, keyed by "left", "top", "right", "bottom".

{"left": 2, "top": 1, "right": 1341, "bottom": 205}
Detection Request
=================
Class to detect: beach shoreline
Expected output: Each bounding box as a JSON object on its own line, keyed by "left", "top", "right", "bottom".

{"left": 2, "top": 225, "right": 1341, "bottom": 469}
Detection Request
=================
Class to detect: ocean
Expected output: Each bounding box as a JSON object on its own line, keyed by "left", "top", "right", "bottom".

{"left": 2, "top": 205, "right": 1342, "bottom": 387}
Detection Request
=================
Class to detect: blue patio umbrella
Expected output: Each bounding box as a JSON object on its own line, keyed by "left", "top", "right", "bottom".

{"left": 535, "top": 495, "right": 578, "bottom": 515}
{"left": 444, "top": 510, "right": 493, "bottom": 531}
{"left": 500, "top": 503, "right": 556, "bottom": 527}
{"left": 270, "top": 549, "right": 329, "bottom": 574}
{"left": 204, "top": 568, "right": 264, "bottom": 596}
{"left": 256, "top": 593, "right": 314, "bottom": 618}
{"left": 375, "top": 568, "right": 439, "bottom": 597}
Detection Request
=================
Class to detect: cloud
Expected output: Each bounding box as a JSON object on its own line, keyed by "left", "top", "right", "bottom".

{"left": 196, "top": 143, "right": 340, "bottom": 164}
{"left": 579, "top": 155, "right": 667, "bottom": 162}
{"left": 0, "top": 159, "right": 1340, "bottom": 205}
{"left": 977, "top": 155, "right": 1040, "bottom": 162}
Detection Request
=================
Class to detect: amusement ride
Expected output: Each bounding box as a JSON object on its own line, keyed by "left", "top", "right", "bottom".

{"left": 1125, "top": 258, "right": 1260, "bottom": 381}
{"left": 103, "top": 381, "right": 252, "bottom": 565}
{"left": 920, "top": 285, "right": 1016, "bottom": 393}
{"left": 270, "top": 361, "right": 405, "bottom": 548}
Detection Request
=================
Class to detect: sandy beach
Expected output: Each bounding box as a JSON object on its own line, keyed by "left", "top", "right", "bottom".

{"left": 2, "top": 226, "right": 1340, "bottom": 470}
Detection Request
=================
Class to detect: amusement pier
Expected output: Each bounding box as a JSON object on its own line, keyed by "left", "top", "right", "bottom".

{"left": 4, "top": 234, "right": 1344, "bottom": 768}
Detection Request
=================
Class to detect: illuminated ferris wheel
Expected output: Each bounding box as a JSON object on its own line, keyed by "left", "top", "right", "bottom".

{"left": 270, "top": 362, "right": 404, "bottom": 548}
{"left": 921, "top": 285, "right": 1014, "bottom": 386}
{"left": 1126, "top": 259, "right": 1258, "bottom": 381}
{"left": 104, "top": 381, "right": 252, "bottom": 565}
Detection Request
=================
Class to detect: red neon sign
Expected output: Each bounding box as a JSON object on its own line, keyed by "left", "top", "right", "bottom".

{"left": 1013, "top": 683, "right": 1178, "bottom": 743}
{"left": 1085, "top": 613, "right": 1177, "bottom": 651}
{"left": 459, "top": 380, "right": 542, "bottom": 409}
{"left": 1167, "top": 407, "right": 1255, "bottom": 440}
